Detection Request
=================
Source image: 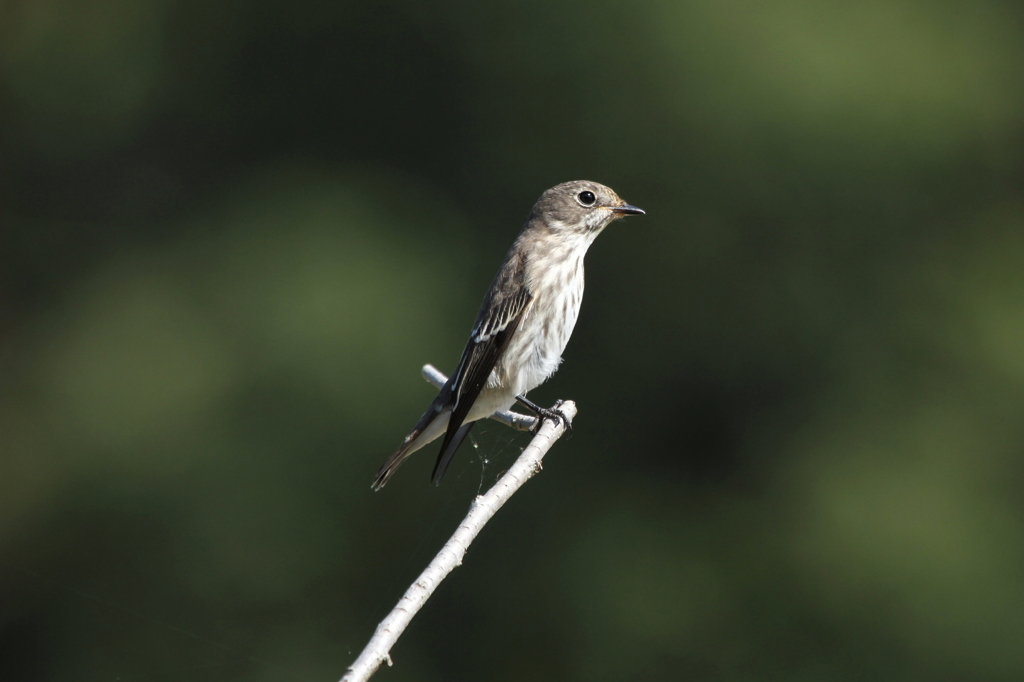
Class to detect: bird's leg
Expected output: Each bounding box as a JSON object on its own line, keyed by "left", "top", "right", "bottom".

{"left": 515, "top": 395, "right": 573, "bottom": 437}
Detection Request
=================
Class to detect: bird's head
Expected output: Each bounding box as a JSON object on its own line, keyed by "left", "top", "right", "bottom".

{"left": 532, "top": 180, "right": 645, "bottom": 237}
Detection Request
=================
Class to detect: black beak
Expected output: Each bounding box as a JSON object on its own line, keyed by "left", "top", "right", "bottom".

{"left": 611, "top": 204, "right": 645, "bottom": 216}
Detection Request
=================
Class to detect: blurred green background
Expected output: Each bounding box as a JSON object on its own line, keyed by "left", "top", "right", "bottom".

{"left": 3, "top": 1, "right": 1024, "bottom": 680}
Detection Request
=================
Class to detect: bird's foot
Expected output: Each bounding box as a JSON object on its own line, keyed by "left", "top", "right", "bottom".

{"left": 516, "top": 396, "right": 573, "bottom": 437}
{"left": 537, "top": 400, "right": 573, "bottom": 437}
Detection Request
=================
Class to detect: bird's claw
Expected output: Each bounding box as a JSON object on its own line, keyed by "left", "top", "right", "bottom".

{"left": 531, "top": 400, "right": 573, "bottom": 437}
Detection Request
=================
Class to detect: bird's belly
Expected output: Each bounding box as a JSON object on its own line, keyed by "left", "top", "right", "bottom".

{"left": 491, "top": 277, "right": 582, "bottom": 396}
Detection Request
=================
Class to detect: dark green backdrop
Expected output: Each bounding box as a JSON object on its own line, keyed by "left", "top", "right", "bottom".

{"left": 3, "top": 1, "right": 1024, "bottom": 680}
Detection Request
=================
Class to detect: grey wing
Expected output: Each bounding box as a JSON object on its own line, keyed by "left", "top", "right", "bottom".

{"left": 431, "top": 287, "right": 533, "bottom": 485}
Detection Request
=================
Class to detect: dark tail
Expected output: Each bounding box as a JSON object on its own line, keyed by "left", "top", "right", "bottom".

{"left": 372, "top": 430, "right": 421, "bottom": 490}
{"left": 372, "top": 384, "right": 452, "bottom": 491}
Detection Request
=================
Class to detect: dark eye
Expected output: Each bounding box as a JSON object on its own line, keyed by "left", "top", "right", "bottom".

{"left": 577, "top": 190, "right": 596, "bottom": 206}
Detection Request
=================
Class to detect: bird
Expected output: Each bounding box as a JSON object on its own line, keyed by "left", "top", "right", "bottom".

{"left": 372, "top": 180, "right": 644, "bottom": 490}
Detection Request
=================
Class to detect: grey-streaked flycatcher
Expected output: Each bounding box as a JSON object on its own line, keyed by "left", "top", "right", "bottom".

{"left": 373, "top": 180, "right": 644, "bottom": 490}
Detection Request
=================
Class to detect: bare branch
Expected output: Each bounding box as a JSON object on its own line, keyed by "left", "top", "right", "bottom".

{"left": 341, "top": 366, "right": 576, "bottom": 682}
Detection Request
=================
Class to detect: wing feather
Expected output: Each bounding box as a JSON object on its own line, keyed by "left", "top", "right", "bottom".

{"left": 430, "top": 286, "right": 532, "bottom": 484}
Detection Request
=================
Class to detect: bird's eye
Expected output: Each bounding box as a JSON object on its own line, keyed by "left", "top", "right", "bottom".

{"left": 577, "top": 190, "right": 596, "bottom": 206}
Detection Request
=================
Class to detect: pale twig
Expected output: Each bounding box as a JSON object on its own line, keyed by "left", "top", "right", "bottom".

{"left": 340, "top": 366, "right": 576, "bottom": 682}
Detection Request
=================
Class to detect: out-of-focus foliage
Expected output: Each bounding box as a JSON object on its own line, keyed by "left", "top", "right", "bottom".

{"left": 2, "top": 1, "right": 1024, "bottom": 680}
